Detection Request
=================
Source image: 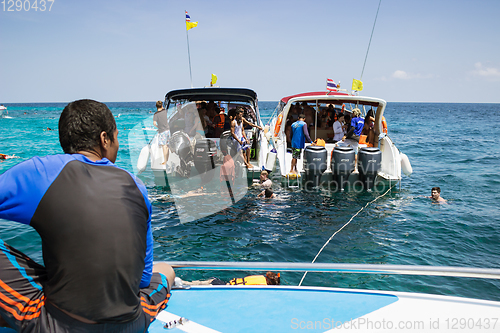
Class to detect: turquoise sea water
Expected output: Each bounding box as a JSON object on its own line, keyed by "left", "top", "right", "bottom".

{"left": 1, "top": 101, "right": 499, "bottom": 302}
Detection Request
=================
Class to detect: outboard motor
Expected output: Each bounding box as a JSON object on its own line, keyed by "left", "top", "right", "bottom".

{"left": 357, "top": 147, "right": 382, "bottom": 191}
{"left": 219, "top": 130, "right": 236, "bottom": 157}
{"left": 168, "top": 131, "right": 193, "bottom": 177}
{"left": 303, "top": 145, "right": 327, "bottom": 188}
{"left": 194, "top": 139, "right": 218, "bottom": 184}
{"left": 331, "top": 146, "right": 355, "bottom": 191}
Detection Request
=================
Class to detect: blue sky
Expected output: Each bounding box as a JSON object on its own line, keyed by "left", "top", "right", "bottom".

{"left": 1, "top": 0, "right": 500, "bottom": 103}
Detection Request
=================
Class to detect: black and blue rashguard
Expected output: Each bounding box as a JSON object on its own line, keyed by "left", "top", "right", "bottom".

{"left": 0, "top": 154, "right": 167, "bottom": 329}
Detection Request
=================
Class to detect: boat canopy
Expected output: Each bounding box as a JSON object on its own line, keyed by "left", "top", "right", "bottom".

{"left": 165, "top": 88, "right": 258, "bottom": 104}
{"left": 280, "top": 91, "right": 382, "bottom": 108}
{"left": 280, "top": 91, "right": 350, "bottom": 104}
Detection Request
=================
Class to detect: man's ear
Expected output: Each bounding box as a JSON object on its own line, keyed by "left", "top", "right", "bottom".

{"left": 99, "top": 131, "right": 110, "bottom": 150}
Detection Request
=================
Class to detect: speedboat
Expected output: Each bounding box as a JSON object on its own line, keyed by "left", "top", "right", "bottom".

{"left": 137, "top": 88, "right": 266, "bottom": 183}
{"left": 134, "top": 88, "right": 267, "bottom": 222}
{"left": 266, "top": 91, "right": 412, "bottom": 191}
{"left": 146, "top": 261, "right": 500, "bottom": 332}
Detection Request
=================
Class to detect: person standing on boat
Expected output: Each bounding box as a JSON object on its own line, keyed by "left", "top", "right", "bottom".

{"left": 239, "top": 107, "right": 263, "bottom": 167}
{"left": 345, "top": 108, "right": 364, "bottom": 142}
{"left": 332, "top": 113, "right": 347, "bottom": 143}
{"left": 289, "top": 114, "right": 313, "bottom": 175}
{"left": 231, "top": 108, "right": 252, "bottom": 169}
{"left": 153, "top": 100, "right": 170, "bottom": 164}
{"left": 0, "top": 99, "right": 175, "bottom": 332}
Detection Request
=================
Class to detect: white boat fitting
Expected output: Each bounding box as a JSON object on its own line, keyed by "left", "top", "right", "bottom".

{"left": 142, "top": 261, "right": 500, "bottom": 333}
{"left": 265, "top": 91, "right": 411, "bottom": 191}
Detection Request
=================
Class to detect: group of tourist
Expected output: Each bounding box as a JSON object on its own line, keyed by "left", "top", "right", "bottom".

{"left": 286, "top": 104, "right": 383, "bottom": 176}
{"left": 153, "top": 100, "right": 262, "bottom": 170}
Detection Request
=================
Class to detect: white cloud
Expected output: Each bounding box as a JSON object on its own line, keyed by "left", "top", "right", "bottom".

{"left": 471, "top": 62, "right": 500, "bottom": 78}
{"left": 392, "top": 70, "right": 409, "bottom": 79}
{"left": 391, "top": 70, "right": 433, "bottom": 80}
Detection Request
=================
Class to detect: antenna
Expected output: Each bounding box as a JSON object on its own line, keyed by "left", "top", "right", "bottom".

{"left": 360, "top": 0, "right": 382, "bottom": 80}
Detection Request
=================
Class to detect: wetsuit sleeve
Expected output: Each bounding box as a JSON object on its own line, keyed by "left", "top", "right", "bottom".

{"left": 303, "top": 124, "right": 313, "bottom": 143}
{"left": 0, "top": 155, "right": 72, "bottom": 224}
{"left": 134, "top": 177, "right": 154, "bottom": 288}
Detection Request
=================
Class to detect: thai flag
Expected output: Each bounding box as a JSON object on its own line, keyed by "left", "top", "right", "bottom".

{"left": 326, "top": 78, "right": 337, "bottom": 91}
{"left": 185, "top": 11, "right": 191, "bottom": 22}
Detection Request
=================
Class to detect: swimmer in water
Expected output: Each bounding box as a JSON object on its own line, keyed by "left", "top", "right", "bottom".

{"left": 429, "top": 186, "right": 446, "bottom": 204}
{"left": 257, "top": 188, "right": 276, "bottom": 198}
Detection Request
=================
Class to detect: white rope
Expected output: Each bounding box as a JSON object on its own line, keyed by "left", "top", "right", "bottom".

{"left": 298, "top": 185, "right": 395, "bottom": 286}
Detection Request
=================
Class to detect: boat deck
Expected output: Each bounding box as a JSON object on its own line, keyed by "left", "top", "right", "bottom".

{"left": 147, "top": 285, "right": 500, "bottom": 332}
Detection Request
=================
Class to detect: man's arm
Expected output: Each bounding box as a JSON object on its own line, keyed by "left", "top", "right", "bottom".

{"left": 140, "top": 219, "right": 154, "bottom": 288}
{"left": 153, "top": 113, "right": 158, "bottom": 128}
{"left": 134, "top": 178, "right": 154, "bottom": 288}
{"left": 303, "top": 124, "right": 313, "bottom": 143}
{"left": 242, "top": 118, "right": 263, "bottom": 130}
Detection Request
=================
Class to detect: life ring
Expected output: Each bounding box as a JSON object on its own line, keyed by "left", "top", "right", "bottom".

{"left": 382, "top": 116, "right": 388, "bottom": 134}
{"left": 273, "top": 113, "right": 283, "bottom": 137}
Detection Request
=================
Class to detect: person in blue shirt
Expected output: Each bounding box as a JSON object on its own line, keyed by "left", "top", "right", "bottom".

{"left": 289, "top": 114, "right": 313, "bottom": 175}
{"left": 346, "top": 108, "right": 365, "bottom": 141}
{"left": 0, "top": 99, "right": 175, "bottom": 332}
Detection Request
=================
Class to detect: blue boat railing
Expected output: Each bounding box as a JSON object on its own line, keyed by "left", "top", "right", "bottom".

{"left": 159, "top": 261, "right": 500, "bottom": 280}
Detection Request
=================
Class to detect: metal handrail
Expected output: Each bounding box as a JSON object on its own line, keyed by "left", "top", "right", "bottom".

{"left": 159, "top": 261, "right": 500, "bottom": 280}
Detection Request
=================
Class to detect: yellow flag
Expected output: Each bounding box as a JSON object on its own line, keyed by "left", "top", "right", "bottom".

{"left": 186, "top": 21, "right": 198, "bottom": 31}
{"left": 211, "top": 74, "right": 217, "bottom": 86}
{"left": 352, "top": 79, "right": 363, "bottom": 91}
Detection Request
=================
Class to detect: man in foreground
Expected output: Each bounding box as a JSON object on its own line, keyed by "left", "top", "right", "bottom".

{"left": 0, "top": 99, "right": 175, "bottom": 332}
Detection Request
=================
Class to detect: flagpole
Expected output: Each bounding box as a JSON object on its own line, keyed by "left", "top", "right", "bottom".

{"left": 185, "top": 11, "right": 193, "bottom": 88}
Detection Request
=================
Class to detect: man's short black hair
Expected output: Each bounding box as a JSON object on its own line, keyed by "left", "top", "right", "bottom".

{"left": 59, "top": 99, "right": 117, "bottom": 154}
{"left": 298, "top": 113, "right": 306, "bottom": 119}
{"left": 431, "top": 187, "right": 441, "bottom": 193}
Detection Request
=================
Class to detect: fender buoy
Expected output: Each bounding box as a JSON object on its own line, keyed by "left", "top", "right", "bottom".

{"left": 273, "top": 113, "right": 283, "bottom": 137}
{"left": 137, "top": 145, "right": 150, "bottom": 174}
{"left": 382, "top": 116, "right": 388, "bottom": 134}
{"left": 341, "top": 104, "right": 345, "bottom": 112}
{"left": 400, "top": 152, "right": 412, "bottom": 176}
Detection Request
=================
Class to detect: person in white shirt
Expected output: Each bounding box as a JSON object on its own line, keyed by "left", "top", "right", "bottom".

{"left": 333, "top": 113, "right": 347, "bottom": 142}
